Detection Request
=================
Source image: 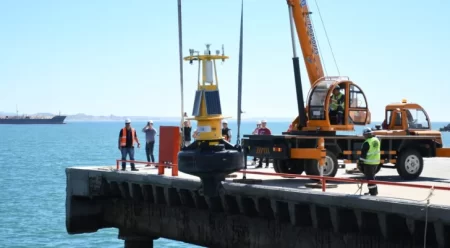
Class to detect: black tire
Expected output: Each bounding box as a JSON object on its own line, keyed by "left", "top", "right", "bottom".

{"left": 396, "top": 149, "right": 423, "bottom": 180}
{"left": 273, "top": 159, "right": 305, "bottom": 174}
{"left": 273, "top": 159, "right": 281, "bottom": 173}
{"left": 304, "top": 150, "right": 339, "bottom": 177}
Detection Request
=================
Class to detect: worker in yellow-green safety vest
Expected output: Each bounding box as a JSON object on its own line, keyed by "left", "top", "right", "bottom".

{"left": 329, "top": 85, "right": 345, "bottom": 124}
{"left": 358, "top": 127, "right": 380, "bottom": 196}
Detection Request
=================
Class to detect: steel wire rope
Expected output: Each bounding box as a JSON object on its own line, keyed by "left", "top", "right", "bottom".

{"left": 177, "top": 0, "right": 185, "bottom": 146}
{"left": 306, "top": 0, "right": 328, "bottom": 76}
{"left": 311, "top": 0, "right": 341, "bottom": 76}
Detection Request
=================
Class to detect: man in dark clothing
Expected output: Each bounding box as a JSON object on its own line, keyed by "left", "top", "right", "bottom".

{"left": 358, "top": 127, "right": 380, "bottom": 196}
{"left": 256, "top": 120, "right": 272, "bottom": 168}
{"left": 182, "top": 120, "right": 192, "bottom": 147}
{"left": 222, "top": 120, "right": 232, "bottom": 142}
{"left": 142, "top": 120, "right": 157, "bottom": 163}
{"left": 118, "top": 118, "right": 140, "bottom": 171}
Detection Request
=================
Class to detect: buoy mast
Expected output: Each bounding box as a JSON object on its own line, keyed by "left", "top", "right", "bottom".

{"left": 184, "top": 44, "right": 229, "bottom": 141}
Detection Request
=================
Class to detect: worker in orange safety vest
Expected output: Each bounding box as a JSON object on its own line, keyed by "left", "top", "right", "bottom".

{"left": 118, "top": 118, "right": 140, "bottom": 171}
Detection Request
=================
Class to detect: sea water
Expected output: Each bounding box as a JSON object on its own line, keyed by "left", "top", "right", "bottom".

{"left": 1, "top": 120, "right": 449, "bottom": 248}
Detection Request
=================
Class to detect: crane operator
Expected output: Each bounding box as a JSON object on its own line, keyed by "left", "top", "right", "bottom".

{"left": 358, "top": 127, "right": 380, "bottom": 196}
{"left": 329, "top": 86, "right": 345, "bottom": 124}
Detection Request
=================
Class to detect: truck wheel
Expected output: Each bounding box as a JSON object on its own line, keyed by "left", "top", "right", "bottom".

{"left": 274, "top": 159, "right": 305, "bottom": 174}
{"left": 273, "top": 159, "right": 281, "bottom": 173}
{"left": 281, "top": 159, "right": 305, "bottom": 174}
{"left": 396, "top": 149, "right": 423, "bottom": 180}
{"left": 304, "top": 150, "right": 339, "bottom": 177}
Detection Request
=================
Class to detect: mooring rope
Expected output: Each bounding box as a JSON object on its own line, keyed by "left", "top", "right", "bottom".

{"left": 421, "top": 186, "right": 434, "bottom": 248}
{"left": 353, "top": 180, "right": 434, "bottom": 247}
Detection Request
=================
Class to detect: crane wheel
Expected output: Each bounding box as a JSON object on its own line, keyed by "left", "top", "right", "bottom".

{"left": 304, "top": 150, "right": 339, "bottom": 177}
{"left": 273, "top": 159, "right": 305, "bottom": 174}
{"left": 396, "top": 149, "right": 423, "bottom": 180}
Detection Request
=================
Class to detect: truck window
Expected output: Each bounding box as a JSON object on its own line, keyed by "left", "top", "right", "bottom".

{"left": 395, "top": 112, "right": 402, "bottom": 126}
{"left": 386, "top": 110, "right": 392, "bottom": 126}
{"left": 308, "top": 80, "right": 332, "bottom": 120}
{"left": 406, "top": 108, "right": 430, "bottom": 129}
{"left": 348, "top": 84, "right": 368, "bottom": 125}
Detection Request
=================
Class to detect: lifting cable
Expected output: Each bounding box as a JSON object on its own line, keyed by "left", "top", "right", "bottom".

{"left": 312, "top": 0, "right": 341, "bottom": 76}
{"left": 236, "top": 0, "right": 244, "bottom": 146}
{"left": 177, "top": 0, "right": 185, "bottom": 146}
{"left": 237, "top": 0, "right": 247, "bottom": 180}
{"left": 307, "top": 0, "right": 328, "bottom": 76}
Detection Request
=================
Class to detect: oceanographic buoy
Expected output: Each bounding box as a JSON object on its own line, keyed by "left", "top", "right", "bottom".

{"left": 178, "top": 44, "right": 245, "bottom": 197}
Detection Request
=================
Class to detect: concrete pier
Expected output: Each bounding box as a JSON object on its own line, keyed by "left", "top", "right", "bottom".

{"left": 66, "top": 158, "right": 450, "bottom": 248}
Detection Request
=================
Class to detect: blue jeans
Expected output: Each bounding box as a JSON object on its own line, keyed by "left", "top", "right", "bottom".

{"left": 121, "top": 147, "right": 135, "bottom": 169}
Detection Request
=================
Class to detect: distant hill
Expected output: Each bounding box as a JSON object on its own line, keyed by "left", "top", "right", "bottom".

{"left": 64, "top": 114, "right": 293, "bottom": 122}
{"left": 0, "top": 111, "right": 15, "bottom": 116}
{"left": 66, "top": 113, "right": 169, "bottom": 122}
{"left": 0, "top": 111, "right": 294, "bottom": 122}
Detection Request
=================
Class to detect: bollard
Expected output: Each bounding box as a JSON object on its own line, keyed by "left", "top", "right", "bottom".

{"left": 157, "top": 126, "right": 181, "bottom": 176}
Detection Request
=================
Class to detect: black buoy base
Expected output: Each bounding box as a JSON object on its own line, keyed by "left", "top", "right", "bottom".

{"left": 178, "top": 139, "right": 245, "bottom": 197}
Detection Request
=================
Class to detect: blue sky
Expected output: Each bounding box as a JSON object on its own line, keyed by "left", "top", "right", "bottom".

{"left": 0, "top": 0, "right": 449, "bottom": 121}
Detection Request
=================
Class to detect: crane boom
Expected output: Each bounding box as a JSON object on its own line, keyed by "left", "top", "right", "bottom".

{"left": 287, "top": 0, "right": 325, "bottom": 85}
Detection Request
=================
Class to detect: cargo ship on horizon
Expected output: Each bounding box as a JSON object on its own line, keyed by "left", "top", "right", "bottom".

{"left": 0, "top": 114, "right": 66, "bottom": 124}
{"left": 0, "top": 107, "right": 66, "bottom": 124}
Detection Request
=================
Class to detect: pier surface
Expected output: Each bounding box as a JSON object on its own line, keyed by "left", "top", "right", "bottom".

{"left": 66, "top": 158, "right": 450, "bottom": 248}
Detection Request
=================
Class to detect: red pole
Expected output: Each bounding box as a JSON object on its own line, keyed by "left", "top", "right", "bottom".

{"left": 171, "top": 164, "right": 177, "bottom": 176}
{"left": 322, "top": 177, "right": 326, "bottom": 192}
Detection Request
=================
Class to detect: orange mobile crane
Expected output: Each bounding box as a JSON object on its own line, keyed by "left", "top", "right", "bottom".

{"left": 241, "top": 0, "right": 450, "bottom": 180}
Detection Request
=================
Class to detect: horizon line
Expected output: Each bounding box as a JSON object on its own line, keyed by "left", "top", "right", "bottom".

{"left": 65, "top": 119, "right": 450, "bottom": 124}
{"left": 2, "top": 112, "right": 450, "bottom": 123}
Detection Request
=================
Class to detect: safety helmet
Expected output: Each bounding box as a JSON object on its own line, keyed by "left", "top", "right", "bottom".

{"left": 125, "top": 118, "right": 131, "bottom": 124}
{"left": 362, "top": 127, "right": 372, "bottom": 135}
{"left": 257, "top": 121, "right": 261, "bottom": 125}
{"left": 222, "top": 120, "right": 228, "bottom": 124}
{"left": 148, "top": 120, "right": 153, "bottom": 124}
{"left": 334, "top": 85, "right": 340, "bottom": 90}
{"left": 261, "top": 119, "right": 267, "bottom": 123}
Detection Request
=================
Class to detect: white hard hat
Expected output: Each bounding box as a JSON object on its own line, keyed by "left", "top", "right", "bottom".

{"left": 222, "top": 120, "right": 228, "bottom": 124}
{"left": 257, "top": 121, "right": 261, "bottom": 124}
{"left": 125, "top": 118, "right": 131, "bottom": 124}
{"left": 261, "top": 119, "right": 267, "bottom": 123}
{"left": 362, "top": 127, "right": 372, "bottom": 135}
{"left": 148, "top": 120, "right": 153, "bottom": 124}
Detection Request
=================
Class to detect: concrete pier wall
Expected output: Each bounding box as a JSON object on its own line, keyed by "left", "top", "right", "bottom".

{"left": 66, "top": 167, "right": 450, "bottom": 248}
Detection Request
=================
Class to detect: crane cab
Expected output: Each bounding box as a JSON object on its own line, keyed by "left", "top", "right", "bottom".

{"left": 303, "top": 77, "right": 370, "bottom": 131}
